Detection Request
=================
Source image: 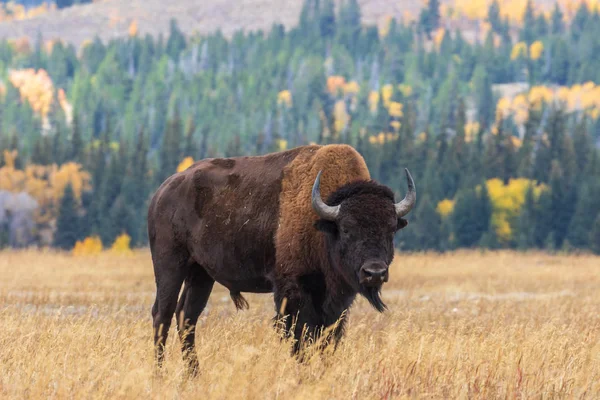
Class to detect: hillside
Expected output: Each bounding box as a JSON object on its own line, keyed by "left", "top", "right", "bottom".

{"left": 0, "top": 0, "right": 427, "bottom": 46}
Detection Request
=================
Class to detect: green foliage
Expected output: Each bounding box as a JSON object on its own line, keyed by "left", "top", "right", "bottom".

{"left": 0, "top": 0, "right": 599, "bottom": 253}
{"left": 53, "top": 184, "right": 80, "bottom": 250}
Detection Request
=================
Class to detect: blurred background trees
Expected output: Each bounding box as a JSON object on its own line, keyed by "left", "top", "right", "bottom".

{"left": 0, "top": 0, "right": 600, "bottom": 253}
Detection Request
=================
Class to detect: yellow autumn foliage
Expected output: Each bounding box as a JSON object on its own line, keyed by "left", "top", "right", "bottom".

{"left": 110, "top": 233, "right": 132, "bottom": 254}
{"left": 0, "top": 151, "right": 91, "bottom": 224}
{"left": 72, "top": 236, "right": 103, "bottom": 256}
{"left": 333, "top": 100, "right": 349, "bottom": 133}
{"left": 464, "top": 121, "right": 480, "bottom": 143}
{"left": 379, "top": 15, "right": 393, "bottom": 38}
{"left": 9, "top": 69, "right": 54, "bottom": 119}
{"left": 128, "top": 19, "right": 138, "bottom": 37}
{"left": 528, "top": 86, "right": 553, "bottom": 110}
{"left": 453, "top": 0, "right": 488, "bottom": 19}
{"left": 0, "top": 1, "right": 55, "bottom": 23}
{"left": 529, "top": 41, "right": 544, "bottom": 60}
{"left": 368, "top": 132, "right": 397, "bottom": 146}
{"left": 498, "top": 82, "right": 600, "bottom": 124}
{"left": 343, "top": 81, "right": 360, "bottom": 96}
{"left": 388, "top": 102, "right": 404, "bottom": 118}
{"left": 433, "top": 28, "right": 445, "bottom": 49}
{"left": 485, "top": 178, "right": 547, "bottom": 243}
{"left": 368, "top": 91, "right": 380, "bottom": 114}
{"left": 510, "top": 42, "right": 528, "bottom": 60}
{"left": 277, "top": 90, "right": 292, "bottom": 107}
{"left": 381, "top": 84, "right": 394, "bottom": 107}
{"left": 436, "top": 199, "right": 456, "bottom": 218}
{"left": 277, "top": 139, "right": 288, "bottom": 151}
{"left": 176, "top": 157, "right": 194, "bottom": 173}
{"left": 327, "top": 76, "right": 346, "bottom": 96}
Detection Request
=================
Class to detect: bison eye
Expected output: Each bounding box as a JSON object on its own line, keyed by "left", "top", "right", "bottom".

{"left": 342, "top": 228, "right": 349, "bottom": 234}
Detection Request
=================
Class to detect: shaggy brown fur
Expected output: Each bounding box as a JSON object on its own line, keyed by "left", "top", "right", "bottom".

{"left": 148, "top": 144, "right": 411, "bottom": 373}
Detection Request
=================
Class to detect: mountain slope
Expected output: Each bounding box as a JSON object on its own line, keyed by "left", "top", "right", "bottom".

{"left": 0, "top": 0, "right": 423, "bottom": 46}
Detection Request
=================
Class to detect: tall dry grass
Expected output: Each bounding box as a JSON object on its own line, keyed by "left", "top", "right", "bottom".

{"left": 1, "top": 250, "right": 599, "bottom": 399}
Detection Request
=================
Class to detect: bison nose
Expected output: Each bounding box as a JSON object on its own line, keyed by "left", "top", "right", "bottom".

{"left": 359, "top": 262, "right": 389, "bottom": 286}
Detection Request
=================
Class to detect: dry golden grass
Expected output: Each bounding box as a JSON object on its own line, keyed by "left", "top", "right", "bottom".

{"left": 1, "top": 249, "right": 599, "bottom": 399}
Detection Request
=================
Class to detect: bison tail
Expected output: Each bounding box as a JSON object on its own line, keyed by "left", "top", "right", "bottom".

{"left": 230, "top": 292, "right": 250, "bottom": 310}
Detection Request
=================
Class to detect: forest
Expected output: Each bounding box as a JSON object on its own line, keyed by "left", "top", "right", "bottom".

{"left": 0, "top": 0, "right": 599, "bottom": 253}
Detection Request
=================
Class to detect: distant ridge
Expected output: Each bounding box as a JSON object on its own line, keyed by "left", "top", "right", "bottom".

{"left": 0, "top": 0, "right": 427, "bottom": 47}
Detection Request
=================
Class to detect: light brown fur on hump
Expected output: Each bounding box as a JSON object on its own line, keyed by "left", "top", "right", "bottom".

{"left": 275, "top": 144, "right": 370, "bottom": 274}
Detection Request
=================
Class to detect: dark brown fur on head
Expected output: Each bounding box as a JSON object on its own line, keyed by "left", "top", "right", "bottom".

{"left": 314, "top": 180, "right": 409, "bottom": 312}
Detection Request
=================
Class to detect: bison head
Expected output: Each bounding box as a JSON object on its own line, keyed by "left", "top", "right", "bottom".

{"left": 312, "top": 169, "right": 416, "bottom": 312}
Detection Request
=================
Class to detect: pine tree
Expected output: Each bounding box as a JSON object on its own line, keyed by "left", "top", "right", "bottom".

{"left": 166, "top": 19, "right": 186, "bottom": 61}
{"left": 517, "top": 184, "right": 537, "bottom": 249}
{"left": 452, "top": 182, "right": 491, "bottom": 248}
{"left": 572, "top": 118, "right": 591, "bottom": 177}
{"left": 56, "top": 0, "right": 74, "bottom": 9}
{"left": 548, "top": 161, "right": 576, "bottom": 248}
{"left": 590, "top": 215, "right": 600, "bottom": 255}
{"left": 53, "top": 184, "right": 80, "bottom": 250}
{"left": 472, "top": 65, "right": 494, "bottom": 129}
{"left": 410, "top": 194, "right": 441, "bottom": 250}
{"left": 551, "top": 3, "right": 564, "bottom": 35}
{"left": 535, "top": 14, "right": 548, "bottom": 37}
{"left": 533, "top": 189, "right": 553, "bottom": 248}
{"left": 319, "top": 0, "right": 336, "bottom": 39}
{"left": 549, "top": 38, "right": 569, "bottom": 85}
{"left": 158, "top": 110, "right": 183, "bottom": 183}
{"left": 566, "top": 183, "right": 600, "bottom": 249}
{"left": 521, "top": 0, "right": 536, "bottom": 44}
{"left": 183, "top": 117, "right": 197, "bottom": 158}
{"left": 70, "top": 113, "right": 83, "bottom": 162}
{"left": 487, "top": 0, "right": 502, "bottom": 34}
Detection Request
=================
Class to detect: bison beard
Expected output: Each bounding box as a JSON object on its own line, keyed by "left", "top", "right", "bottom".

{"left": 148, "top": 144, "right": 415, "bottom": 373}
{"left": 361, "top": 286, "right": 387, "bottom": 313}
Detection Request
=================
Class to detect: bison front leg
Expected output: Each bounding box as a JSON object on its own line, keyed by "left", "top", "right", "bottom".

{"left": 274, "top": 292, "right": 321, "bottom": 355}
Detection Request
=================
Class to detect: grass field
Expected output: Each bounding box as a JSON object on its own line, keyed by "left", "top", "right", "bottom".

{"left": 1, "top": 250, "right": 599, "bottom": 399}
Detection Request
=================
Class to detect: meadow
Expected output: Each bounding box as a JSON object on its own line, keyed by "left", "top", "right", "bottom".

{"left": 0, "top": 250, "right": 599, "bottom": 399}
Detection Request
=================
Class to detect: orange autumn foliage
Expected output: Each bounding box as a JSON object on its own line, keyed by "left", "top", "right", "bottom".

{"left": 0, "top": 151, "right": 91, "bottom": 224}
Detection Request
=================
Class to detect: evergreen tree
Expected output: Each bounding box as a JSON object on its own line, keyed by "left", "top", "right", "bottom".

{"left": 158, "top": 111, "right": 183, "bottom": 183}
{"left": 517, "top": 184, "right": 537, "bottom": 249}
{"left": 590, "top": 215, "right": 600, "bottom": 254}
{"left": 56, "top": 0, "right": 74, "bottom": 9}
{"left": 319, "top": 0, "right": 336, "bottom": 40}
{"left": 166, "top": 19, "right": 186, "bottom": 60}
{"left": 551, "top": 3, "right": 564, "bottom": 35}
{"left": 410, "top": 194, "right": 441, "bottom": 250}
{"left": 419, "top": 0, "right": 440, "bottom": 38}
{"left": 472, "top": 65, "right": 494, "bottom": 129}
{"left": 533, "top": 189, "right": 553, "bottom": 248}
{"left": 53, "top": 184, "right": 80, "bottom": 250}
{"left": 487, "top": 0, "right": 502, "bottom": 34}
{"left": 548, "top": 161, "right": 574, "bottom": 248}
{"left": 70, "top": 113, "right": 83, "bottom": 162}
{"left": 452, "top": 182, "right": 491, "bottom": 247}
{"left": 566, "top": 183, "right": 600, "bottom": 249}
{"left": 520, "top": 0, "right": 536, "bottom": 44}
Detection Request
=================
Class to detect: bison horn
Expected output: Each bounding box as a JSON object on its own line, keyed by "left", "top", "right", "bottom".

{"left": 312, "top": 171, "right": 340, "bottom": 221}
{"left": 395, "top": 168, "right": 416, "bottom": 217}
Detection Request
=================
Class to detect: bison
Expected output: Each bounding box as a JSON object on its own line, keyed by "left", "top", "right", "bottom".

{"left": 148, "top": 144, "right": 415, "bottom": 372}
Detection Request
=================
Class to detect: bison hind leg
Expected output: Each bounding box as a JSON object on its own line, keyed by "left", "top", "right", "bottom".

{"left": 230, "top": 292, "right": 249, "bottom": 310}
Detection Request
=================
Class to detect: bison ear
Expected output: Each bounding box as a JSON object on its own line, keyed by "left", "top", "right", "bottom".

{"left": 314, "top": 219, "right": 338, "bottom": 236}
{"left": 396, "top": 218, "right": 409, "bottom": 231}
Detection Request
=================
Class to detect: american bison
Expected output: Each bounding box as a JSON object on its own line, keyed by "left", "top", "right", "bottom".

{"left": 148, "top": 144, "right": 415, "bottom": 372}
